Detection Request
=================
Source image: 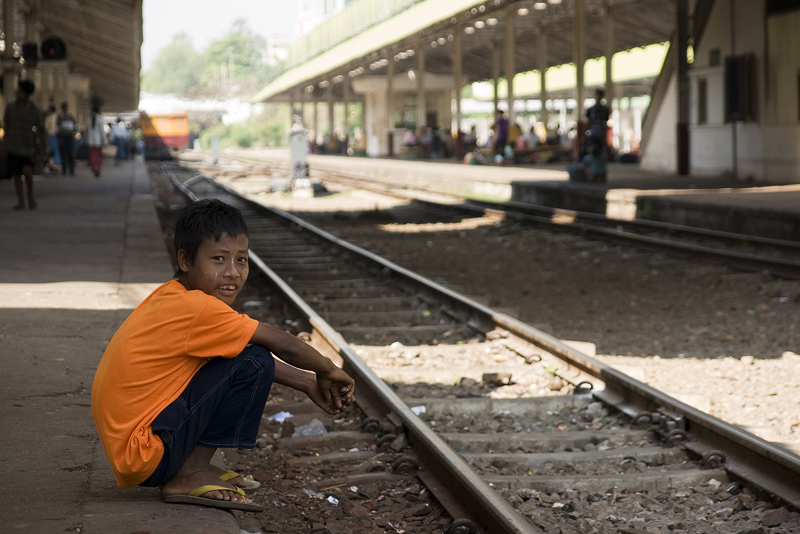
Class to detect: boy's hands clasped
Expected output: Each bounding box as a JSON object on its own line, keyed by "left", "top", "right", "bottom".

{"left": 314, "top": 367, "right": 355, "bottom": 415}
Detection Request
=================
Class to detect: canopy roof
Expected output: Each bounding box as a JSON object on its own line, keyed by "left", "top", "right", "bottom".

{"left": 3, "top": 0, "right": 142, "bottom": 112}
{"left": 252, "top": 0, "right": 677, "bottom": 103}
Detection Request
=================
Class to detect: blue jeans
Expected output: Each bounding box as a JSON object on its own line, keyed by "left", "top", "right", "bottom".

{"left": 140, "top": 344, "right": 275, "bottom": 487}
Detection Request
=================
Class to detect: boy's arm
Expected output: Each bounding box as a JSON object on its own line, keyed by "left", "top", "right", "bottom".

{"left": 251, "top": 323, "right": 355, "bottom": 412}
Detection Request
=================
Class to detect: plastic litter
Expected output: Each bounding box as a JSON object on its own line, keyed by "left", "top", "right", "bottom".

{"left": 266, "top": 411, "right": 293, "bottom": 422}
{"left": 292, "top": 418, "right": 327, "bottom": 437}
{"left": 410, "top": 405, "right": 426, "bottom": 415}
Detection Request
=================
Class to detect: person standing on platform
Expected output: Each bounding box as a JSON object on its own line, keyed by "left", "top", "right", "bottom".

{"left": 2, "top": 80, "right": 48, "bottom": 210}
{"left": 585, "top": 88, "right": 611, "bottom": 182}
{"left": 85, "top": 100, "right": 107, "bottom": 177}
{"left": 491, "top": 110, "right": 508, "bottom": 161}
{"left": 45, "top": 104, "right": 61, "bottom": 172}
{"left": 56, "top": 102, "right": 77, "bottom": 175}
{"left": 109, "top": 117, "right": 129, "bottom": 165}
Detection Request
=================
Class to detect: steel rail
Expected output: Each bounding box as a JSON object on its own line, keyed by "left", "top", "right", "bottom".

{"left": 171, "top": 169, "right": 800, "bottom": 521}
{"left": 471, "top": 198, "right": 800, "bottom": 250}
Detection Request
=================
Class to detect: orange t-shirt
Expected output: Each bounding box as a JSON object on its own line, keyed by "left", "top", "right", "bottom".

{"left": 91, "top": 279, "right": 259, "bottom": 487}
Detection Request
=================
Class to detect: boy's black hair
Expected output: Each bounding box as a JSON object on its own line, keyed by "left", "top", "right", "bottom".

{"left": 173, "top": 199, "right": 249, "bottom": 274}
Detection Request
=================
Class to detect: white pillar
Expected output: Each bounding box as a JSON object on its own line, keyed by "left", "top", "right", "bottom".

{"left": 313, "top": 98, "right": 319, "bottom": 145}
{"left": 343, "top": 76, "right": 350, "bottom": 146}
{"left": 604, "top": 4, "right": 615, "bottom": 108}
{"left": 452, "top": 30, "right": 463, "bottom": 136}
{"left": 289, "top": 91, "right": 295, "bottom": 126}
{"left": 416, "top": 42, "right": 426, "bottom": 130}
{"left": 386, "top": 59, "right": 394, "bottom": 156}
{"left": 327, "top": 81, "right": 334, "bottom": 140}
{"left": 538, "top": 25, "right": 549, "bottom": 132}
{"left": 504, "top": 6, "right": 516, "bottom": 124}
{"left": 491, "top": 40, "right": 500, "bottom": 112}
{"left": 574, "top": 0, "right": 587, "bottom": 123}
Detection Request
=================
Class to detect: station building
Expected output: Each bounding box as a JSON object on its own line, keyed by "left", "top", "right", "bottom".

{"left": 252, "top": 0, "right": 800, "bottom": 183}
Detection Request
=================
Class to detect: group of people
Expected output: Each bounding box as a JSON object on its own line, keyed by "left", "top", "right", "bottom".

{"left": 2, "top": 79, "right": 132, "bottom": 209}
{"left": 402, "top": 126, "right": 453, "bottom": 159}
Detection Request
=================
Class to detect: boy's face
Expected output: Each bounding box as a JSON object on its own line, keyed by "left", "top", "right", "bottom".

{"left": 178, "top": 232, "right": 249, "bottom": 306}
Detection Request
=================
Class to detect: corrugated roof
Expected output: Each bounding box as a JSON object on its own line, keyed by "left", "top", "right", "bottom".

{"left": 250, "top": 0, "right": 480, "bottom": 103}
{"left": 251, "top": 0, "right": 676, "bottom": 104}
{"left": 4, "top": 0, "right": 142, "bottom": 112}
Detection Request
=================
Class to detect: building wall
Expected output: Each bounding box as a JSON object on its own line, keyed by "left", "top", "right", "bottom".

{"left": 642, "top": 0, "right": 800, "bottom": 182}
{"left": 640, "top": 76, "right": 678, "bottom": 173}
{"left": 693, "top": 0, "right": 798, "bottom": 181}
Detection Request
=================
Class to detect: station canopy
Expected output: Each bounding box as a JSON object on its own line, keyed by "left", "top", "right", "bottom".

{"left": 2, "top": 0, "right": 142, "bottom": 112}
{"left": 252, "top": 0, "right": 677, "bottom": 104}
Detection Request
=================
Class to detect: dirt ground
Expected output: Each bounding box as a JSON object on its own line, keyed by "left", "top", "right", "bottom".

{"left": 227, "top": 177, "right": 800, "bottom": 450}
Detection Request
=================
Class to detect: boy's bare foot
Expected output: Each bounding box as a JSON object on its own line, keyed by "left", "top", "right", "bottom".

{"left": 161, "top": 468, "right": 251, "bottom": 504}
{"left": 209, "top": 464, "right": 261, "bottom": 491}
{"left": 159, "top": 445, "right": 262, "bottom": 511}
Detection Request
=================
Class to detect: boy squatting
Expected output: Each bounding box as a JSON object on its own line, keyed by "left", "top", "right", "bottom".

{"left": 91, "top": 199, "right": 356, "bottom": 512}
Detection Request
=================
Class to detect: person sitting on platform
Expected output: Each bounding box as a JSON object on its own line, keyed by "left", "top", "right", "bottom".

{"left": 403, "top": 128, "right": 418, "bottom": 146}
{"left": 91, "top": 199, "right": 355, "bottom": 512}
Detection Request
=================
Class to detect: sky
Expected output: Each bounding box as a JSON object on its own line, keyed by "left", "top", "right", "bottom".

{"left": 142, "top": 0, "right": 298, "bottom": 70}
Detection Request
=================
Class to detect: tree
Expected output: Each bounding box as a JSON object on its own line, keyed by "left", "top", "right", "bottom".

{"left": 141, "top": 33, "right": 204, "bottom": 94}
{"left": 200, "top": 19, "right": 283, "bottom": 97}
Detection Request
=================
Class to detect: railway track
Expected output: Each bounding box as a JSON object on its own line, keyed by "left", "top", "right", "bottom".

{"left": 191, "top": 155, "right": 800, "bottom": 279}
{"left": 150, "top": 161, "right": 800, "bottom": 534}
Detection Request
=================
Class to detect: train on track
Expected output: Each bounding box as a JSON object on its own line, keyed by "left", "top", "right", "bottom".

{"left": 139, "top": 111, "right": 190, "bottom": 160}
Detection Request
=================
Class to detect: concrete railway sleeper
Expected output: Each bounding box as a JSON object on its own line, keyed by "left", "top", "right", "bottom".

{"left": 149, "top": 161, "right": 800, "bottom": 534}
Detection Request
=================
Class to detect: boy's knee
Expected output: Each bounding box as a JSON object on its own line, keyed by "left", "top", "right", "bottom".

{"left": 240, "top": 344, "right": 275, "bottom": 377}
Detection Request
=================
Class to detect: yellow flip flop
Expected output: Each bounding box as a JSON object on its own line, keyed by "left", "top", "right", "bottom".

{"left": 219, "top": 470, "right": 261, "bottom": 492}
{"left": 164, "top": 484, "right": 263, "bottom": 512}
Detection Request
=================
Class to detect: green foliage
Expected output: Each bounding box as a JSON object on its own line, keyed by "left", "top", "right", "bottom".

{"left": 197, "top": 104, "right": 292, "bottom": 150}
{"left": 141, "top": 33, "right": 204, "bottom": 94}
{"left": 198, "top": 18, "right": 284, "bottom": 97}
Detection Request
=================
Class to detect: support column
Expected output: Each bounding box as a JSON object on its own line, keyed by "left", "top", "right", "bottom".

{"left": 491, "top": 40, "right": 500, "bottom": 112}
{"left": 289, "top": 91, "right": 295, "bottom": 127}
{"left": 504, "top": 5, "right": 516, "bottom": 124}
{"left": 386, "top": 59, "right": 394, "bottom": 157}
{"left": 416, "top": 42, "right": 426, "bottom": 130}
{"left": 3, "top": 0, "right": 19, "bottom": 104}
{"left": 452, "top": 29, "right": 463, "bottom": 158}
{"left": 327, "top": 81, "right": 334, "bottom": 144}
{"left": 603, "top": 5, "right": 615, "bottom": 103}
{"left": 573, "top": 0, "right": 587, "bottom": 159}
{"left": 676, "top": 0, "right": 690, "bottom": 175}
{"left": 298, "top": 88, "right": 305, "bottom": 126}
{"left": 343, "top": 76, "right": 350, "bottom": 151}
{"left": 604, "top": 3, "right": 615, "bottom": 155}
{"left": 538, "top": 25, "right": 549, "bottom": 134}
{"left": 313, "top": 97, "right": 319, "bottom": 147}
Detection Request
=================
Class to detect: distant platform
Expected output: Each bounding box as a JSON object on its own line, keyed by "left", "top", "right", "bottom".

{"left": 218, "top": 149, "right": 800, "bottom": 241}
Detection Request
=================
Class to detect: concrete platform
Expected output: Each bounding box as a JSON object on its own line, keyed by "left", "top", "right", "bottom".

{"left": 0, "top": 159, "right": 238, "bottom": 533}
{"left": 226, "top": 148, "right": 800, "bottom": 242}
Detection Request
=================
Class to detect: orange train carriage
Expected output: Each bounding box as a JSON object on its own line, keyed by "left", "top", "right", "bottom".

{"left": 139, "top": 111, "right": 189, "bottom": 160}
